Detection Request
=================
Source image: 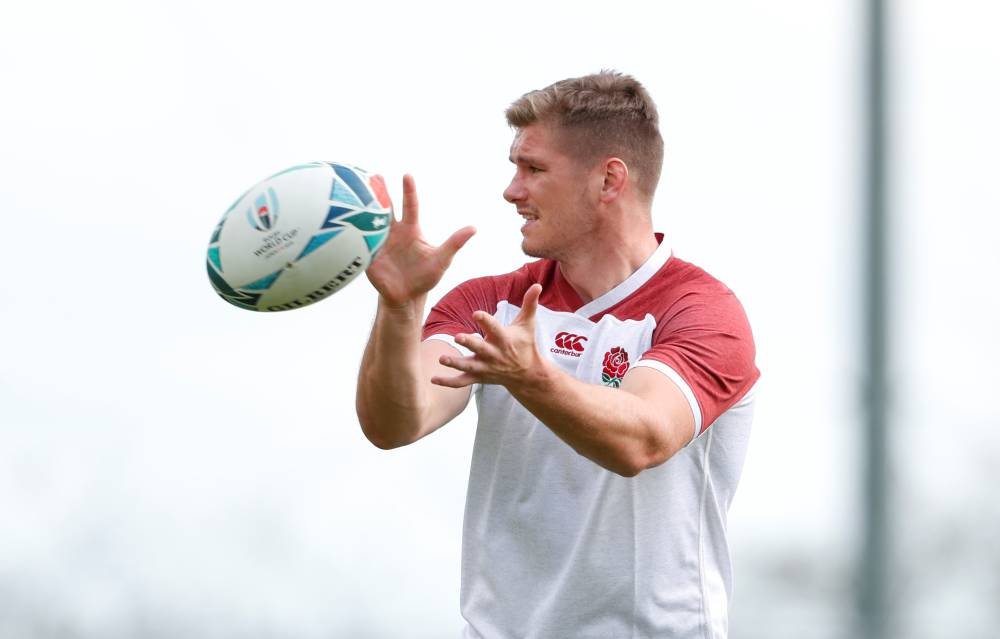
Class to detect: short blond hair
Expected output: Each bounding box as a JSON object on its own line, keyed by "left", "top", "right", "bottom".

{"left": 505, "top": 70, "right": 664, "bottom": 199}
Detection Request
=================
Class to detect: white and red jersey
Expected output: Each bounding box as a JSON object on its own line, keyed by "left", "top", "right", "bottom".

{"left": 423, "top": 236, "right": 759, "bottom": 639}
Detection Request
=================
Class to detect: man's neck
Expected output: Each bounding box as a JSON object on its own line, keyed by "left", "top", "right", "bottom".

{"left": 557, "top": 223, "right": 660, "bottom": 304}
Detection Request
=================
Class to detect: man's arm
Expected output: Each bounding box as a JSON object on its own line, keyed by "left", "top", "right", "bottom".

{"left": 432, "top": 284, "right": 695, "bottom": 476}
{"left": 357, "top": 301, "right": 472, "bottom": 449}
{"left": 505, "top": 364, "right": 692, "bottom": 477}
{"left": 355, "top": 175, "right": 475, "bottom": 449}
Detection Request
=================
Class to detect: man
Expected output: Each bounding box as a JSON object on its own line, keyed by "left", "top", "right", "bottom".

{"left": 356, "top": 71, "right": 759, "bottom": 639}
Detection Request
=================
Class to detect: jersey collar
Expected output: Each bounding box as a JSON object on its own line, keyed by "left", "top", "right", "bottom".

{"left": 562, "top": 233, "right": 672, "bottom": 319}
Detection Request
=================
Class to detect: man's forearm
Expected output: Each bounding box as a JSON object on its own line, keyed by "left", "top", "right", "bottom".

{"left": 507, "top": 363, "right": 687, "bottom": 477}
{"left": 356, "top": 297, "right": 429, "bottom": 448}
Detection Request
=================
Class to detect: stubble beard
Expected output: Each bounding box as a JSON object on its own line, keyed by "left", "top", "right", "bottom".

{"left": 521, "top": 223, "right": 567, "bottom": 261}
{"left": 521, "top": 237, "right": 550, "bottom": 260}
{"left": 521, "top": 199, "right": 597, "bottom": 262}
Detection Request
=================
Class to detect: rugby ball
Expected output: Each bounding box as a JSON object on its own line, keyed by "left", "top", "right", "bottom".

{"left": 206, "top": 162, "right": 392, "bottom": 312}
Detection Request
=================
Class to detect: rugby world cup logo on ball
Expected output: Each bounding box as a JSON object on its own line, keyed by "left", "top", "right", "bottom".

{"left": 206, "top": 162, "right": 393, "bottom": 312}
{"left": 248, "top": 188, "right": 280, "bottom": 231}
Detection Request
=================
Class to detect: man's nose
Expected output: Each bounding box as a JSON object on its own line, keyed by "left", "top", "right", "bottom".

{"left": 504, "top": 177, "right": 524, "bottom": 203}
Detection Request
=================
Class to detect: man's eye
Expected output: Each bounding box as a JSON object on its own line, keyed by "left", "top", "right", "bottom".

{"left": 529, "top": 166, "right": 543, "bottom": 174}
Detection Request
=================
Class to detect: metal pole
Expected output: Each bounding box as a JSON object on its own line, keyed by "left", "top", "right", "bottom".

{"left": 860, "top": 0, "right": 889, "bottom": 637}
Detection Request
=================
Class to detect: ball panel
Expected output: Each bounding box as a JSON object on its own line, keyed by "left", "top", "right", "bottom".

{"left": 255, "top": 229, "right": 371, "bottom": 312}
{"left": 331, "top": 163, "right": 374, "bottom": 206}
{"left": 330, "top": 179, "right": 363, "bottom": 208}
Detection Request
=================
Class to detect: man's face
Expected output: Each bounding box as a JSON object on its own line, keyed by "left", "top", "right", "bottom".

{"left": 503, "top": 124, "right": 597, "bottom": 260}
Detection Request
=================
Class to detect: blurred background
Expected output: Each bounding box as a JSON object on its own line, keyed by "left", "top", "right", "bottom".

{"left": 1, "top": 1, "right": 997, "bottom": 637}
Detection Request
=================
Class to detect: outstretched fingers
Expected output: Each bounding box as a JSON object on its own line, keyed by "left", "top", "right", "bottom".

{"left": 455, "top": 332, "right": 491, "bottom": 357}
{"left": 430, "top": 372, "right": 477, "bottom": 388}
{"left": 434, "top": 351, "right": 481, "bottom": 388}
{"left": 437, "top": 225, "right": 477, "bottom": 265}
{"left": 472, "top": 310, "right": 506, "bottom": 342}
{"left": 515, "top": 283, "right": 543, "bottom": 325}
{"left": 401, "top": 174, "right": 419, "bottom": 225}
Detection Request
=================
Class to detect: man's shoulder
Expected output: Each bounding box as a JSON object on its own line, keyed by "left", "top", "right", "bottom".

{"left": 484, "top": 258, "right": 557, "bottom": 286}
{"left": 648, "top": 255, "right": 757, "bottom": 361}
{"left": 597, "top": 253, "right": 739, "bottom": 323}
{"left": 450, "top": 258, "right": 559, "bottom": 308}
{"left": 424, "top": 261, "right": 553, "bottom": 337}
{"left": 656, "top": 254, "right": 736, "bottom": 297}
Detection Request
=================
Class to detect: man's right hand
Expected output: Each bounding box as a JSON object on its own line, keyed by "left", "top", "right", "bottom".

{"left": 365, "top": 174, "right": 476, "bottom": 310}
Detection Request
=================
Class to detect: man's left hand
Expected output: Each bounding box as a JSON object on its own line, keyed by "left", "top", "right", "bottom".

{"left": 431, "top": 283, "right": 546, "bottom": 390}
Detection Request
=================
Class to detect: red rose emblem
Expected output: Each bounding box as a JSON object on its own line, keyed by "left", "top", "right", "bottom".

{"left": 601, "top": 346, "right": 630, "bottom": 387}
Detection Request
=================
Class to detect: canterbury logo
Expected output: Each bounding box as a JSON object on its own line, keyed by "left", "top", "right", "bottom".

{"left": 554, "top": 332, "right": 588, "bottom": 352}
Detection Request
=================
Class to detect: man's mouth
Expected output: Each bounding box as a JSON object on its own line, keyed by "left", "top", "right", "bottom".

{"left": 519, "top": 214, "right": 537, "bottom": 232}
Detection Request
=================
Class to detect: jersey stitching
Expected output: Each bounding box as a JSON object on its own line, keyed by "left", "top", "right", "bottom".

{"left": 631, "top": 481, "right": 639, "bottom": 639}
{"left": 698, "top": 428, "right": 716, "bottom": 639}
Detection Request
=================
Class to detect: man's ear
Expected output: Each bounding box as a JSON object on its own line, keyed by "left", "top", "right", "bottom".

{"left": 599, "top": 158, "right": 629, "bottom": 204}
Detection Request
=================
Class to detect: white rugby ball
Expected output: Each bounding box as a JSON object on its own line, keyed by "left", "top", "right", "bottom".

{"left": 206, "top": 162, "right": 392, "bottom": 312}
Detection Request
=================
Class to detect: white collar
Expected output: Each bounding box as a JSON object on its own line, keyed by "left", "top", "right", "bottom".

{"left": 574, "top": 238, "right": 673, "bottom": 318}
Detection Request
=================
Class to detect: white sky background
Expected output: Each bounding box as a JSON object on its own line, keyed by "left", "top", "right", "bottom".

{"left": 0, "top": 1, "right": 996, "bottom": 637}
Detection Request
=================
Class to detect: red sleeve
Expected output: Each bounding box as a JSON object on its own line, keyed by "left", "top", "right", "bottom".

{"left": 422, "top": 264, "right": 545, "bottom": 341}
{"left": 422, "top": 276, "right": 502, "bottom": 341}
{"left": 639, "top": 289, "right": 759, "bottom": 434}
